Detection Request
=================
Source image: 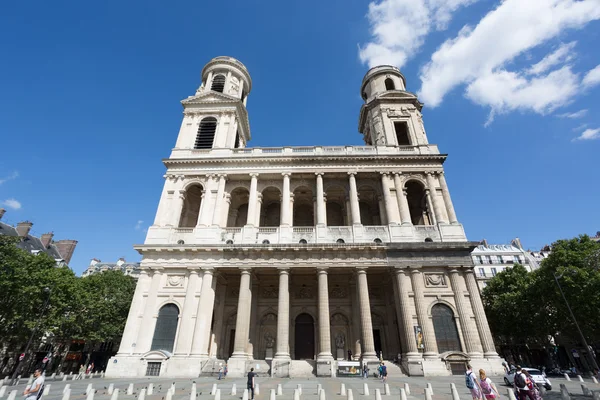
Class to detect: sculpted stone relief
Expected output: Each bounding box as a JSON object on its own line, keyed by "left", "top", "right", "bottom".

{"left": 329, "top": 286, "right": 347, "bottom": 299}
{"left": 424, "top": 273, "right": 447, "bottom": 288}
{"left": 166, "top": 275, "right": 184, "bottom": 287}
{"left": 261, "top": 286, "right": 278, "bottom": 298}
{"left": 295, "top": 285, "right": 314, "bottom": 299}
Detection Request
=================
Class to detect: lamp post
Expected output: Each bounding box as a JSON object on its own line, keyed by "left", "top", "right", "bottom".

{"left": 10, "top": 287, "right": 51, "bottom": 385}
{"left": 553, "top": 272, "right": 599, "bottom": 372}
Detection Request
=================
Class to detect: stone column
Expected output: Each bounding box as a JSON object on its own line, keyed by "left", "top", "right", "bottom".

{"left": 348, "top": 172, "right": 361, "bottom": 225}
{"left": 246, "top": 173, "right": 259, "bottom": 226}
{"left": 393, "top": 173, "right": 412, "bottom": 225}
{"left": 437, "top": 172, "right": 458, "bottom": 224}
{"left": 426, "top": 172, "right": 447, "bottom": 224}
{"left": 315, "top": 173, "right": 326, "bottom": 226}
{"left": 196, "top": 189, "right": 208, "bottom": 227}
{"left": 248, "top": 280, "right": 259, "bottom": 358}
{"left": 221, "top": 193, "right": 231, "bottom": 227}
{"left": 231, "top": 268, "right": 252, "bottom": 358}
{"left": 199, "top": 175, "right": 218, "bottom": 226}
{"left": 274, "top": 269, "right": 291, "bottom": 359}
{"left": 394, "top": 268, "right": 420, "bottom": 357}
{"left": 118, "top": 270, "right": 152, "bottom": 354}
{"left": 281, "top": 173, "right": 291, "bottom": 226}
{"left": 211, "top": 282, "right": 227, "bottom": 358}
{"left": 135, "top": 268, "right": 163, "bottom": 353}
{"left": 381, "top": 172, "right": 399, "bottom": 224}
{"left": 255, "top": 193, "right": 263, "bottom": 226}
{"left": 169, "top": 189, "right": 186, "bottom": 227}
{"left": 425, "top": 190, "right": 437, "bottom": 225}
{"left": 356, "top": 268, "right": 377, "bottom": 359}
{"left": 409, "top": 267, "right": 439, "bottom": 358}
{"left": 448, "top": 268, "right": 482, "bottom": 357}
{"left": 174, "top": 269, "right": 201, "bottom": 355}
{"left": 377, "top": 195, "right": 387, "bottom": 225}
{"left": 191, "top": 268, "right": 216, "bottom": 356}
{"left": 350, "top": 281, "right": 361, "bottom": 358}
{"left": 464, "top": 269, "right": 498, "bottom": 357}
{"left": 317, "top": 268, "right": 333, "bottom": 360}
{"left": 211, "top": 174, "right": 227, "bottom": 227}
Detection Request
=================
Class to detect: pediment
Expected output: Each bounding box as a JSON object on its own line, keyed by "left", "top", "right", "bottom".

{"left": 439, "top": 351, "right": 470, "bottom": 361}
{"left": 181, "top": 91, "right": 238, "bottom": 104}
{"left": 140, "top": 350, "right": 172, "bottom": 360}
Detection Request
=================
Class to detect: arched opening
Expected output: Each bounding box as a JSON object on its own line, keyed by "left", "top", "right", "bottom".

{"left": 325, "top": 185, "right": 348, "bottom": 226}
{"left": 195, "top": 117, "right": 217, "bottom": 149}
{"left": 211, "top": 75, "right": 226, "bottom": 92}
{"left": 431, "top": 304, "right": 462, "bottom": 353}
{"left": 357, "top": 185, "right": 381, "bottom": 225}
{"left": 150, "top": 303, "right": 179, "bottom": 352}
{"left": 227, "top": 188, "right": 250, "bottom": 227}
{"left": 260, "top": 187, "right": 281, "bottom": 227}
{"left": 294, "top": 313, "right": 315, "bottom": 360}
{"left": 293, "top": 186, "right": 314, "bottom": 227}
{"left": 179, "top": 184, "right": 203, "bottom": 228}
{"left": 405, "top": 181, "right": 432, "bottom": 225}
{"left": 359, "top": 201, "right": 375, "bottom": 226}
{"left": 385, "top": 78, "right": 395, "bottom": 91}
{"left": 326, "top": 202, "right": 344, "bottom": 226}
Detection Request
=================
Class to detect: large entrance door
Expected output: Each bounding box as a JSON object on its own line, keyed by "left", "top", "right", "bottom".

{"left": 294, "top": 313, "right": 315, "bottom": 359}
{"left": 373, "top": 329, "right": 382, "bottom": 358}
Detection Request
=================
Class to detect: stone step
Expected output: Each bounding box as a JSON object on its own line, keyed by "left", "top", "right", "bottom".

{"left": 290, "top": 360, "right": 316, "bottom": 378}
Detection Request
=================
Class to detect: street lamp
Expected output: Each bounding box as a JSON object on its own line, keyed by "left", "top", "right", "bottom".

{"left": 10, "top": 287, "right": 51, "bottom": 386}
{"left": 553, "top": 272, "right": 599, "bottom": 372}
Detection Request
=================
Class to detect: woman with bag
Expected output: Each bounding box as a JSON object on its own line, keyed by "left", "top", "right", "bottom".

{"left": 522, "top": 370, "right": 542, "bottom": 400}
{"left": 479, "top": 369, "right": 501, "bottom": 399}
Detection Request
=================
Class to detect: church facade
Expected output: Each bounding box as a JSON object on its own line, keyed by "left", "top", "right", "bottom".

{"left": 106, "top": 56, "right": 502, "bottom": 378}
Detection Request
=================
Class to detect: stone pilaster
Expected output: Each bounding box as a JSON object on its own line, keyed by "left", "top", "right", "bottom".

{"left": 211, "top": 174, "right": 227, "bottom": 226}
{"left": 315, "top": 173, "right": 326, "bottom": 226}
{"left": 394, "top": 268, "right": 419, "bottom": 357}
{"left": 191, "top": 268, "right": 216, "bottom": 356}
{"left": 274, "top": 269, "right": 291, "bottom": 359}
{"left": 393, "top": 173, "right": 412, "bottom": 225}
{"left": 437, "top": 172, "right": 458, "bottom": 224}
{"left": 448, "top": 268, "right": 482, "bottom": 357}
{"left": 426, "top": 172, "right": 447, "bottom": 224}
{"left": 174, "top": 269, "right": 201, "bottom": 355}
{"left": 246, "top": 173, "right": 259, "bottom": 226}
{"left": 409, "top": 267, "right": 439, "bottom": 358}
{"left": 356, "top": 268, "right": 377, "bottom": 359}
{"left": 348, "top": 172, "right": 361, "bottom": 225}
{"left": 317, "top": 268, "right": 333, "bottom": 360}
{"left": 170, "top": 189, "right": 186, "bottom": 227}
{"left": 231, "top": 268, "right": 252, "bottom": 358}
{"left": 135, "top": 268, "right": 163, "bottom": 353}
{"left": 281, "top": 173, "right": 291, "bottom": 226}
{"left": 381, "top": 172, "right": 399, "bottom": 224}
{"left": 118, "top": 270, "right": 151, "bottom": 355}
{"left": 464, "top": 269, "right": 498, "bottom": 357}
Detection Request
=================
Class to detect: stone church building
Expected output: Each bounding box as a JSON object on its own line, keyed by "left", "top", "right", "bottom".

{"left": 106, "top": 56, "right": 502, "bottom": 378}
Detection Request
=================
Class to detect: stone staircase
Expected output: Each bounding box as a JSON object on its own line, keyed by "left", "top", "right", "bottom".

{"left": 200, "top": 359, "right": 226, "bottom": 376}
{"left": 383, "top": 361, "right": 406, "bottom": 377}
{"left": 290, "top": 360, "right": 316, "bottom": 378}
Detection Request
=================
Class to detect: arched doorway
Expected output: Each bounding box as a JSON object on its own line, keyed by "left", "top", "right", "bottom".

{"left": 294, "top": 313, "right": 315, "bottom": 359}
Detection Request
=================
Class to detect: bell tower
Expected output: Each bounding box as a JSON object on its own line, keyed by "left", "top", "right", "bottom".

{"left": 358, "top": 65, "right": 430, "bottom": 148}
{"left": 173, "top": 56, "right": 252, "bottom": 151}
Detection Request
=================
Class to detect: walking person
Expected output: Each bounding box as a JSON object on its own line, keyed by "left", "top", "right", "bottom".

{"left": 218, "top": 365, "right": 223, "bottom": 380}
{"left": 522, "top": 370, "right": 542, "bottom": 400}
{"left": 479, "top": 369, "right": 500, "bottom": 399}
{"left": 77, "top": 364, "right": 85, "bottom": 380}
{"left": 23, "top": 368, "right": 45, "bottom": 400}
{"left": 514, "top": 366, "right": 535, "bottom": 400}
{"left": 247, "top": 367, "right": 256, "bottom": 400}
{"left": 380, "top": 362, "right": 388, "bottom": 383}
{"left": 362, "top": 363, "right": 368, "bottom": 379}
{"left": 224, "top": 363, "right": 228, "bottom": 378}
{"left": 465, "top": 364, "right": 483, "bottom": 400}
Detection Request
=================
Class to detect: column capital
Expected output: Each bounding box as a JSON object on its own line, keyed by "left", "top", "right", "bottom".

{"left": 187, "top": 267, "right": 200, "bottom": 274}
{"left": 218, "top": 173, "right": 228, "bottom": 180}
{"left": 436, "top": 170, "right": 445, "bottom": 176}
{"left": 347, "top": 171, "right": 357, "bottom": 177}
{"left": 282, "top": 172, "right": 292, "bottom": 177}
{"left": 249, "top": 173, "right": 259, "bottom": 178}
{"left": 380, "top": 171, "right": 391, "bottom": 176}
{"left": 277, "top": 267, "right": 290, "bottom": 274}
{"left": 409, "top": 265, "right": 423, "bottom": 274}
{"left": 315, "top": 172, "right": 324, "bottom": 177}
{"left": 355, "top": 267, "right": 368, "bottom": 275}
{"left": 425, "top": 171, "right": 435, "bottom": 177}
{"left": 239, "top": 267, "right": 252, "bottom": 275}
{"left": 393, "top": 172, "right": 402, "bottom": 177}
{"left": 201, "top": 267, "right": 215, "bottom": 274}
{"left": 150, "top": 267, "right": 164, "bottom": 274}
{"left": 393, "top": 266, "right": 411, "bottom": 273}
{"left": 316, "top": 267, "right": 329, "bottom": 274}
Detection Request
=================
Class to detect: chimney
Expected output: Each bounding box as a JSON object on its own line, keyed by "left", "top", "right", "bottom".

{"left": 481, "top": 238, "right": 489, "bottom": 247}
{"left": 117, "top": 257, "right": 126, "bottom": 266}
{"left": 0, "top": 208, "right": 5, "bottom": 220}
{"left": 54, "top": 239, "right": 78, "bottom": 264}
{"left": 16, "top": 221, "right": 33, "bottom": 237}
{"left": 41, "top": 232, "right": 54, "bottom": 248}
{"left": 511, "top": 237, "right": 523, "bottom": 250}
{"left": 89, "top": 258, "right": 100, "bottom": 267}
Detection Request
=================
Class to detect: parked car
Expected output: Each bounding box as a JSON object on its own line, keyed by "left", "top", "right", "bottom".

{"left": 504, "top": 368, "right": 552, "bottom": 390}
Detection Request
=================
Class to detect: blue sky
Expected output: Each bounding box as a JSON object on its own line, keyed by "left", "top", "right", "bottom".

{"left": 1, "top": 0, "right": 599, "bottom": 275}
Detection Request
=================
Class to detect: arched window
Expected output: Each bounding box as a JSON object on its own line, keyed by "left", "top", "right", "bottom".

{"left": 385, "top": 78, "right": 395, "bottom": 91}
{"left": 405, "top": 181, "right": 432, "bottom": 225}
{"left": 211, "top": 75, "right": 226, "bottom": 92}
{"left": 179, "top": 184, "right": 203, "bottom": 227}
{"left": 150, "top": 304, "right": 179, "bottom": 352}
{"left": 195, "top": 117, "right": 217, "bottom": 149}
{"left": 431, "top": 304, "right": 461, "bottom": 353}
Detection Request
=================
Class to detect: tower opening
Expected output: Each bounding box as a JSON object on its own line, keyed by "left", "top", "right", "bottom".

{"left": 195, "top": 117, "right": 217, "bottom": 149}
{"left": 179, "top": 184, "right": 203, "bottom": 227}
{"left": 394, "top": 122, "right": 411, "bottom": 145}
{"left": 211, "top": 75, "right": 226, "bottom": 92}
{"left": 234, "top": 131, "right": 240, "bottom": 148}
{"left": 405, "top": 181, "right": 431, "bottom": 225}
{"left": 385, "top": 78, "right": 395, "bottom": 91}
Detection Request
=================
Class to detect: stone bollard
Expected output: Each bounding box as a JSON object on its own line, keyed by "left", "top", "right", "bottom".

{"left": 191, "top": 383, "right": 197, "bottom": 400}
{"left": 211, "top": 384, "right": 217, "bottom": 396}
{"left": 363, "top": 383, "right": 369, "bottom": 396}
{"left": 400, "top": 389, "right": 407, "bottom": 400}
{"left": 426, "top": 383, "right": 433, "bottom": 395}
{"left": 6, "top": 391, "right": 16, "bottom": 400}
{"left": 375, "top": 389, "right": 382, "bottom": 400}
{"left": 101, "top": 372, "right": 105, "bottom": 378}
{"left": 560, "top": 383, "right": 571, "bottom": 400}
{"left": 256, "top": 384, "right": 260, "bottom": 396}
{"left": 242, "top": 389, "right": 249, "bottom": 400}
{"left": 170, "top": 383, "right": 176, "bottom": 393}
{"left": 111, "top": 389, "right": 120, "bottom": 400}
{"left": 230, "top": 384, "right": 236, "bottom": 396}
{"left": 138, "top": 389, "right": 146, "bottom": 400}
{"left": 127, "top": 384, "right": 134, "bottom": 396}
{"left": 62, "top": 375, "right": 67, "bottom": 382}
{"left": 72, "top": 374, "right": 77, "bottom": 381}
{"left": 581, "top": 385, "right": 592, "bottom": 396}
{"left": 294, "top": 389, "right": 300, "bottom": 400}
{"left": 270, "top": 389, "right": 276, "bottom": 400}
{"left": 579, "top": 375, "right": 585, "bottom": 383}
{"left": 43, "top": 385, "right": 51, "bottom": 396}
{"left": 62, "top": 389, "right": 71, "bottom": 400}
{"left": 215, "top": 389, "right": 221, "bottom": 400}
{"left": 166, "top": 389, "right": 172, "bottom": 400}
{"left": 108, "top": 384, "right": 114, "bottom": 395}
{"left": 404, "top": 383, "right": 410, "bottom": 396}
{"left": 147, "top": 384, "right": 153, "bottom": 396}
{"left": 593, "top": 377, "right": 599, "bottom": 384}
{"left": 86, "top": 384, "right": 93, "bottom": 395}
{"left": 384, "top": 384, "right": 390, "bottom": 396}
{"left": 87, "top": 388, "right": 95, "bottom": 400}
{"left": 319, "top": 388, "right": 326, "bottom": 400}
{"left": 0, "top": 386, "right": 7, "bottom": 397}
{"left": 63, "top": 384, "right": 71, "bottom": 395}
{"left": 317, "top": 384, "right": 322, "bottom": 395}
{"left": 347, "top": 389, "right": 354, "bottom": 400}
{"left": 297, "top": 384, "right": 302, "bottom": 395}
{"left": 565, "top": 373, "right": 571, "bottom": 381}
{"left": 451, "top": 386, "right": 460, "bottom": 400}
{"left": 51, "top": 373, "right": 56, "bottom": 381}
{"left": 340, "top": 383, "right": 346, "bottom": 396}
{"left": 277, "top": 384, "right": 283, "bottom": 396}
{"left": 507, "top": 388, "right": 517, "bottom": 400}
{"left": 425, "top": 388, "right": 432, "bottom": 400}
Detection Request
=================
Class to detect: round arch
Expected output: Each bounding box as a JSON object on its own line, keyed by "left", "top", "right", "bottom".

{"left": 150, "top": 303, "right": 180, "bottom": 353}
{"left": 431, "top": 303, "right": 462, "bottom": 353}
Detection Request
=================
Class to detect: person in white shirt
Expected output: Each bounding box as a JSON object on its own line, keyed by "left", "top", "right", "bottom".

{"left": 23, "top": 368, "right": 45, "bottom": 400}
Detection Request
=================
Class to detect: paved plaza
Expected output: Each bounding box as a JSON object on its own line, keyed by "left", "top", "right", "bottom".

{"left": 3, "top": 374, "right": 599, "bottom": 400}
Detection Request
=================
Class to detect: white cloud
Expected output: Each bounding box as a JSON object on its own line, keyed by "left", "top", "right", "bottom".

{"left": 527, "top": 42, "right": 577, "bottom": 75}
{"left": 419, "top": 0, "right": 600, "bottom": 108}
{"left": 582, "top": 64, "right": 600, "bottom": 88}
{"left": 572, "top": 123, "right": 588, "bottom": 131}
{"left": 574, "top": 128, "right": 600, "bottom": 141}
{"left": 557, "top": 109, "right": 588, "bottom": 118}
{"left": 135, "top": 220, "right": 144, "bottom": 230}
{"left": 358, "top": 0, "right": 476, "bottom": 68}
{"left": 2, "top": 198, "right": 22, "bottom": 210}
{"left": 0, "top": 171, "right": 19, "bottom": 185}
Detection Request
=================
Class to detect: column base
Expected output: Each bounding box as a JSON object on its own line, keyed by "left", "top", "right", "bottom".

{"left": 316, "top": 360, "right": 335, "bottom": 377}
{"left": 271, "top": 358, "right": 291, "bottom": 378}
{"left": 423, "top": 351, "right": 439, "bottom": 360}
{"left": 224, "top": 358, "right": 250, "bottom": 378}
{"left": 361, "top": 352, "right": 378, "bottom": 361}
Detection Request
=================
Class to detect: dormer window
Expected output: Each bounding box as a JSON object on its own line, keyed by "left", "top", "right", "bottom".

{"left": 211, "top": 75, "right": 226, "bottom": 93}
{"left": 385, "top": 78, "right": 395, "bottom": 91}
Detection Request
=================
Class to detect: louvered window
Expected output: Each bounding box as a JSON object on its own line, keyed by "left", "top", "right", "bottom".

{"left": 195, "top": 117, "right": 217, "bottom": 149}
{"left": 211, "top": 75, "right": 225, "bottom": 92}
{"left": 150, "top": 304, "right": 179, "bottom": 352}
{"left": 432, "top": 304, "right": 462, "bottom": 353}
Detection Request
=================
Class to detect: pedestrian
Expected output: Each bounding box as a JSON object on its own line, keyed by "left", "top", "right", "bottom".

{"left": 23, "top": 367, "right": 45, "bottom": 400}
{"left": 478, "top": 369, "right": 500, "bottom": 399}
{"left": 247, "top": 367, "right": 256, "bottom": 400}
{"left": 381, "top": 362, "right": 388, "bottom": 383}
{"left": 362, "top": 364, "right": 368, "bottom": 379}
{"left": 86, "top": 364, "right": 92, "bottom": 375}
{"left": 522, "top": 370, "right": 541, "bottom": 400}
{"left": 347, "top": 349, "right": 352, "bottom": 361}
{"left": 377, "top": 363, "right": 383, "bottom": 379}
{"left": 218, "top": 365, "right": 223, "bottom": 380}
{"left": 77, "top": 364, "right": 85, "bottom": 380}
{"left": 465, "top": 364, "right": 482, "bottom": 400}
{"left": 514, "top": 366, "right": 535, "bottom": 400}
{"left": 224, "top": 363, "right": 228, "bottom": 378}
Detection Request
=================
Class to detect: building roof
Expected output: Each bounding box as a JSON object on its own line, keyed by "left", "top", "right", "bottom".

{"left": 82, "top": 258, "right": 141, "bottom": 278}
{"left": 0, "top": 220, "right": 65, "bottom": 261}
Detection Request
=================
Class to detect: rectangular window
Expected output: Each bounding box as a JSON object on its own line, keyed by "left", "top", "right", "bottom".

{"left": 496, "top": 256, "right": 502, "bottom": 264}
{"left": 491, "top": 268, "right": 497, "bottom": 276}
{"left": 146, "top": 362, "right": 161, "bottom": 376}
{"left": 476, "top": 256, "right": 483, "bottom": 264}
{"left": 485, "top": 256, "right": 492, "bottom": 264}
{"left": 394, "top": 121, "right": 411, "bottom": 145}
{"left": 478, "top": 268, "right": 486, "bottom": 277}
{"left": 514, "top": 255, "right": 521, "bottom": 264}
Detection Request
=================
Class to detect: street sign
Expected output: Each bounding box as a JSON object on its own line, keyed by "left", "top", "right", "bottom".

{"left": 19, "top": 353, "right": 25, "bottom": 361}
